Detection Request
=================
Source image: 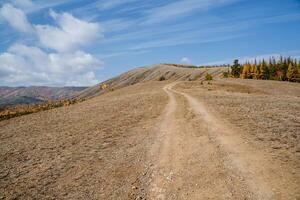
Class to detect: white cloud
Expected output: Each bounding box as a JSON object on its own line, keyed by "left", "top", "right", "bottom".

{"left": 35, "top": 10, "right": 102, "bottom": 52}
{"left": 181, "top": 57, "right": 191, "bottom": 64}
{"left": 101, "top": 18, "right": 136, "bottom": 32}
{"left": 96, "top": 0, "right": 139, "bottom": 10}
{"left": 0, "top": 44, "right": 102, "bottom": 86}
{"left": 10, "top": 0, "right": 74, "bottom": 14}
{"left": 145, "top": 0, "right": 238, "bottom": 24}
{"left": 11, "top": 0, "right": 34, "bottom": 9}
{"left": 0, "top": 3, "right": 104, "bottom": 86}
{"left": 0, "top": 3, "right": 33, "bottom": 33}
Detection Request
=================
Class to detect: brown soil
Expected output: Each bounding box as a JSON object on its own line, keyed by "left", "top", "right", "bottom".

{"left": 1, "top": 78, "right": 299, "bottom": 199}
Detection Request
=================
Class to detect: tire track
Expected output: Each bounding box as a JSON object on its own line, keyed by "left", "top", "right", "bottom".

{"left": 148, "top": 82, "right": 253, "bottom": 199}
{"left": 147, "top": 81, "right": 296, "bottom": 199}
{"left": 169, "top": 83, "right": 274, "bottom": 200}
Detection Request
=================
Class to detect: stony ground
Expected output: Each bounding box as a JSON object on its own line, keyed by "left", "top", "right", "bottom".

{"left": 0, "top": 78, "right": 299, "bottom": 199}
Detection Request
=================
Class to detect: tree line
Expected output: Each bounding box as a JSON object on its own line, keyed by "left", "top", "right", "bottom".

{"left": 0, "top": 98, "right": 85, "bottom": 121}
{"left": 230, "top": 57, "right": 300, "bottom": 82}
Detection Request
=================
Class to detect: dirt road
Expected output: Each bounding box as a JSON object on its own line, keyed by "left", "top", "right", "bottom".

{"left": 147, "top": 82, "right": 299, "bottom": 199}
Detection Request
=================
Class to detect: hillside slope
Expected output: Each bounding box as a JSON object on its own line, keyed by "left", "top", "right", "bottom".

{"left": 0, "top": 86, "right": 87, "bottom": 108}
{"left": 1, "top": 66, "right": 299, "bottom": 199}
{"left": 77, "top": 64, "right": 227, "bottom": 99}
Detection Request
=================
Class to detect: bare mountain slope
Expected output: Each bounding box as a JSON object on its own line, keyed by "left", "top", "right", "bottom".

{"left": 0, "top": 86, "right": 87, "bottom": 108}
{"left": 77, "top": 64, "right": 227, "bottom": 99}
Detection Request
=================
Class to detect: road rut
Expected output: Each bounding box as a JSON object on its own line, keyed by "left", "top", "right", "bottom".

{"left": 147, "top": 82, "right": 298, "bottom": 199}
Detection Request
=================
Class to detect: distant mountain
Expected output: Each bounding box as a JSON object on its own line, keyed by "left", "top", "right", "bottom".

{"left": 0, "top": 86, "right": 88, "bottom": 108}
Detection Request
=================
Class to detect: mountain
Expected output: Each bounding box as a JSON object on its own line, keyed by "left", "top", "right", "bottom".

{"left": 76, "top": 64, "right": 227, "bottom": 99}
{"left": 0, "top": 64, "right": 226, "bottom": 108}
{"left": 0, "top": 86, "right": 87, "bottom": 108}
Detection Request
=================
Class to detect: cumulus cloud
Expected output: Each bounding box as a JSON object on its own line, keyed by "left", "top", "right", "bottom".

{"left": 35, "top": 10, "right": 102, "bottom": 52}
{"left": 0, "top": 3, "right": 103, "bottom": 86}
{"left": 0, "top": 3, "right": 33, "bottom": 33}
{"left": 0, "top": 44, "right": 102, "bottom": 86}
{"left": 181, "top": 57, "right": 191, "bottom": 64}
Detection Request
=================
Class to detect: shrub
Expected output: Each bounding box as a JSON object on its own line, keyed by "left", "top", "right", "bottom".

{"left": 159, "top": 76, "right": 166, "bottom": 81}
{"left": 222, "top": 71, "right": 229, "bottom": 78}
{"left": 205, "top": 73, "right": 213, "bottom": 81}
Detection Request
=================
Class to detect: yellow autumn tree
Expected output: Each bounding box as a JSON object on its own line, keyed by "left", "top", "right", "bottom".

{"left": 252, "top": 65, "right": 258, "bottom": 79}
{"left": 241, "top": 64, "right": 250, "bottom": 79}
{"left": 100, "top": 84, "right": 108, "bottom": 90}
{"left": 287, "top": 63, "right": 298, "bottom": 81}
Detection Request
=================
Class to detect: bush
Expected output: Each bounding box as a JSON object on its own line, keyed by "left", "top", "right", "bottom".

{"left": 205, "top": 73, "right": 213, "bottom": 81}
{"left": 159, "top": 76, "right": 166, "bottom": 81}
{"left": 222, "top": 71, "right": 229, "bottom": 78}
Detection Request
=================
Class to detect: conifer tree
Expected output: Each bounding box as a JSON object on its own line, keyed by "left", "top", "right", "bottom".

{"left": 241, "top": 64, "right": 250, "bottom": 79}
{"left": 249, "top": 64, "right": 255, "bottom": 79}
{"left": 253, "top": 65, "right": 258, "bottom": 79}
{"left": 259, "top": 60, "right": 269, "bottom": 79}
{"left": 287, "top": 63, "right": 298, "bottom": 81}
{"left": 268, "top": 60, "right": 276, "bottom": 80}
{"left": 231, "top": 59, "right": 241, "bottom": 78}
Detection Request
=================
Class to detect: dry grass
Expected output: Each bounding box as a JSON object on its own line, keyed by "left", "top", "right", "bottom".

{"left": 0, "top": 81, "right": 168, "bottom": 199}
{"left": 1, "top": 75, "right": 299, "bottom": 199}
{"left": 175, "top": 79, "right": 300, "bottom": 167}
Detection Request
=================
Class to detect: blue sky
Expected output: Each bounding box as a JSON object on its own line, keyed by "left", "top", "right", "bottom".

{"left": 0, "top": 0, "right": 300, "bottom": 86}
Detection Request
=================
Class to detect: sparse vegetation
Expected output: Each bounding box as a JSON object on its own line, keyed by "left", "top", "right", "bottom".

{"left": 231, "top": 57, "right": 300, "bottom": 82}
{"left": 205, "top": 73, "right": 213, "bottom": 81}
{"left": 222, "top": 71, "right": 230, "bottom": 78}
{"left": 164, "top": 63, "right": 231, "bottom": 69}
{"left": 287, "top": 63, "right": 298, "bottom": 82}
{"left": 0, "top": 98, "right": 85, "bottom": 121}
{"left": 163, "top": 63, "right": 198, "bottom": 68}
{"left": 159, "top": 75, "right": 166, "bottom": 81}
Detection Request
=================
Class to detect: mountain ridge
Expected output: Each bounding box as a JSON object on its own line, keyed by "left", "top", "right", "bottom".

{"left": 0, "top": 86, "right": 87, "bottom": 108}
{"left": 76, "top": 64, "right": 227, "bottom": 99}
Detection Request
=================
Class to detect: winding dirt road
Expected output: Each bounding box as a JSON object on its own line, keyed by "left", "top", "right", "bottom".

{"left": 147, "top": 82, "right": 299, "bottom": 200}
